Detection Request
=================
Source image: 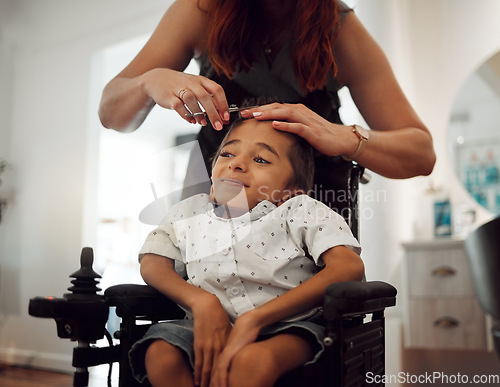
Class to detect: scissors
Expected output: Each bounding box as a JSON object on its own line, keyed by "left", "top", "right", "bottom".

{"left": 185, "top": 105, "right": 259, "bottom": 118}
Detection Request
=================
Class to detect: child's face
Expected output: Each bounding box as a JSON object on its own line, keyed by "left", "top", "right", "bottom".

{"left": 211, "top": 120, "right": 297, "bottom": 211}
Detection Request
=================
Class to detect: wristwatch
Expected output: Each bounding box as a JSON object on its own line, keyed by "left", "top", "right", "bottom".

{"left": 342, "top": 125, "right": 369, "bottom": 161}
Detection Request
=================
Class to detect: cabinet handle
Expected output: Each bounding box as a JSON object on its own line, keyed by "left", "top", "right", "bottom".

{"left": 433, "top": 316, "right": 460, "bottom": 328}
{"left": 432, "top": 266, "right": 456, "bottom": 277}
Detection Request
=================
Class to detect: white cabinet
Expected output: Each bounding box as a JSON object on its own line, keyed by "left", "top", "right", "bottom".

{"left": 403, "top": 238, "right": 487, "bottom": 350}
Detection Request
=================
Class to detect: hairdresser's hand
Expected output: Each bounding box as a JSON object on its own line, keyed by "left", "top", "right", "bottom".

{"left": 210, "top": 311, "right": 262, "bottom": 387}
{"left": 142, "top": 68, "right": 230, "bottom": 130}
{"left": 191, "top": 293, "right": 232, "bottom": 387}
{"left": 241, "top": 103, "right": 358, "bottom": 157}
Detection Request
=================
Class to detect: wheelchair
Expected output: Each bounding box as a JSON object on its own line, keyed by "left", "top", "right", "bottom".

{"left": 29, "top": 160, "right": 396, "bottom": 387}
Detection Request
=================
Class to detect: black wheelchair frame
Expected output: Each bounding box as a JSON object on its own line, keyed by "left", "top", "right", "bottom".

{"left": 29, "top": 162, "right": 396, "bottom": 386}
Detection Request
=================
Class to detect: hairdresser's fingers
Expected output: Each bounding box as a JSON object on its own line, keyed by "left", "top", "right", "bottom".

{"left": 241, "top": 103, "right": 311, "bottom": 124}
{"left": 273, "top": 119, "right": 352, "bottom": 158}
{"left": 243, "top": 102, "right": 352, "bottom": 157}
{"left": 176, "top": 87, "right": 208, "bottom": 126}
{"left": 199, "top": 78, "right": 230, "bottom": 130}
{"left": 179, "top": 83, "right": 229, "bottom": 130}
{"left": 171, "top": 95, "right": 198, "bottom": 125}
{"left": 271, "top": 120, "right": 312, "bottom": 139}
{"left": 144, "top": 69, "right": 204, "bottom": 126}
{"left": 239, "top": 102, "right": 283, "bottom": 119}
{"left": 166, "top": 73, "right": 228, "bottom": 128}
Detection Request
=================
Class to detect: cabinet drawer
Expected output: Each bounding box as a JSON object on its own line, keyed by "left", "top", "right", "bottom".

{"left": 406, "top": 248, "right": 474, "bottom": 297}
{"left": 407, "top": 298, "right": 486, "bottom": 350}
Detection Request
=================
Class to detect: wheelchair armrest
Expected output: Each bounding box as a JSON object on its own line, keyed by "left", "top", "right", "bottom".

{"left": 323, "top": 281, "right": 396, "bottom": 320}
{"left": 104, "top": 284, "right": 185, "bottom": 320}
{"left": 105, "top": 281, "right": 396, "bottom": 322}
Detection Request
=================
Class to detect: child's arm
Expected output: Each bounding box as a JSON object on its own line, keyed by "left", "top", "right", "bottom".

{"left": 244, "top": 245, "right": 364, "bottom": 325}
{"left": 141, "top": 253, "right": 232, "bottom": 387}
{"left": 211, "top": 245, "right": 364, "bottom": 387}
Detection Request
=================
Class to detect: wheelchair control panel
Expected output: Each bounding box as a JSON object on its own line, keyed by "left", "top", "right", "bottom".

{"left": 29, "top": 247, "right": 112, "bottom": 386}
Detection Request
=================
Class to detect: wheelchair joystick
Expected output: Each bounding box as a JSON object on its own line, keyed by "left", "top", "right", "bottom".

{"left": 29, "top": 247, "right": 111, "bottom": 387}
{"left": 65, "top": 247, "right": 103, "bottom": 299}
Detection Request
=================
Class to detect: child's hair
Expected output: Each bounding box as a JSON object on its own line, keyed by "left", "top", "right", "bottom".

{"left": 211, "top": 98, "right": 315, "bottom": 192}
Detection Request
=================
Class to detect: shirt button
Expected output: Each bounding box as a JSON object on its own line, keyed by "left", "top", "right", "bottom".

{"left": 230, "top": 287, "right": 240, "bottom": 296}
{"left": 222, "top": 248, "right": 230, "bottom": 255}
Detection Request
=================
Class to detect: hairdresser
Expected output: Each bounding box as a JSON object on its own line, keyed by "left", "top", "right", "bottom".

{"left": 99, "top": 0, "right": 436, "bottom": 199}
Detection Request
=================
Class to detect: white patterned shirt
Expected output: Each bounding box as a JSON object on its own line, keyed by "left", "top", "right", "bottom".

{"left": 139, "top": 194, "right": 361, "bottom": 322}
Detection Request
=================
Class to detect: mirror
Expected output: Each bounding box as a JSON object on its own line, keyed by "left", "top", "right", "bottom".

{"left": 448, "top": 51, "right": 500, "bottom": 216}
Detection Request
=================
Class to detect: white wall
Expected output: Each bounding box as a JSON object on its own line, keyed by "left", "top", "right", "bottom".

{"left": 356, "top": 0, "right": 500, "bottom": 293}
{"left": 0, "top": 0, "right": 499, "bottom": 378}
{"left": 0, "top": 0, "right": 173, "bottom": 370}
{"left": 356, "top": 0, "right": 500, "bottom": 382}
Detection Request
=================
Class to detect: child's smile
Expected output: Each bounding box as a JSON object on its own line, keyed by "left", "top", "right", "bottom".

{"left": 211, "top": 119, "right": 299, "bottom": 211}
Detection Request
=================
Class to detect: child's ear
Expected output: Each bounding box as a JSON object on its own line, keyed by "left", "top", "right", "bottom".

{"left": 210, "top": 183, "right": 216, "bottom": 201}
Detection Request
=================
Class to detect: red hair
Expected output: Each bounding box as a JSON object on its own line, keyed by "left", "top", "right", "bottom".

{"left": 204, "top": 0, "right": 341, "bottom": 93}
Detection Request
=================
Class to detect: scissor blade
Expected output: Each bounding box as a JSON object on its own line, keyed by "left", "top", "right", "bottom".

{"left": 228, "top": 105, "right": 259, "bottom": 113}
{"left": 185, "top": 105, "right": 259, "bottom": 118}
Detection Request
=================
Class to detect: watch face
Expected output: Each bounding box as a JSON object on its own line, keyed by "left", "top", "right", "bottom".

{"left": 354, "top": 125, "right": 369, "bottom": 141}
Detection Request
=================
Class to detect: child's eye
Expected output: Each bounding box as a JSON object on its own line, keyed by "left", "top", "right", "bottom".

{"left": 220, "top": 151, "right": 234, "bottom": 158}
{"left": 254, "top": 156, "right": 270, "bottom": 164}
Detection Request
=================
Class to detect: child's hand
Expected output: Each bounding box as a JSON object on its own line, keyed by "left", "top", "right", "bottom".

{"left": 210, "top": 310, "right": 262, "bottom": 387}
{"left": 191, "top": 294, "right": 232, "bottom": 387}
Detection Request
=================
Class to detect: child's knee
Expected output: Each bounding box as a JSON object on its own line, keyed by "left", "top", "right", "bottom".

{"left": 145, "top": 340, "right": 186, "bottom": 372}
{"left": 145, "top": 340, "right": 193, "bottom": 386}
{"left": 228, "top": 344, "right": 277, "bottom": 383}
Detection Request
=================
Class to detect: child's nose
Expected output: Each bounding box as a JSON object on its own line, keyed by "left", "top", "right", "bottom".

{"left": 228, "top": 157, "right": 246, "bottom": 172}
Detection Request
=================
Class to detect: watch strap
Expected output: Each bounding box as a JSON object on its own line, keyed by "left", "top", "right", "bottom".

{"left": 342, "top": 125, "right": 368, "bottom": 161}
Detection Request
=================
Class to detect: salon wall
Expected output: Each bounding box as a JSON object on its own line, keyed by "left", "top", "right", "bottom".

{"left": 356, "top": 0, "right": 500, "bottom": 295}
{"left": 0, "top": 0, "right": 498, "bottom": 379}
{"left": 357, "top": 0, "right": 500, "bottom": 382}
{"left": 0, "top": 5, "right": 13, "bottom": 160}
{"left": 0, "top": 0, "right": 172, "bottom": 370}
{"left": 357, "top": 0, "right": 500, "bottom": 312}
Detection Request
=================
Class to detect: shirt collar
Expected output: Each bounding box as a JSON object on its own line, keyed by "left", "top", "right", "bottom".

{"left": 207, "top": 200, "right": 277, "bottom": 223}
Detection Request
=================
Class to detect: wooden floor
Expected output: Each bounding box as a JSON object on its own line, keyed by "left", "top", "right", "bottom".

{"left": 0, "top": 364, "right": 73, "bottom": 387}
{"left": 0, "top": 363, "right": 118, "bottom": 387}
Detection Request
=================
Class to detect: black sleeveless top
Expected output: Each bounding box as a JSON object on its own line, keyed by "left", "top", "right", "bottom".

{"left": 187, "top": 2, "right": 355, "bottom": 213}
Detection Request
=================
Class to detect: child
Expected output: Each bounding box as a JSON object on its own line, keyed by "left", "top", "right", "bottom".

{"left": 130, "top": 114, "right": 364, "bottom": 387}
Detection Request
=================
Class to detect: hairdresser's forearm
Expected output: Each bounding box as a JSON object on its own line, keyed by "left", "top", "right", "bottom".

{"left": 351, "top": 126, "right": 436, "bottom": 179}
{"left": 98, "top": 74, "right": 155, "bottom": 132}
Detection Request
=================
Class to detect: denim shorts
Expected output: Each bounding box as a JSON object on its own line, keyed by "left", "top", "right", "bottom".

{"left": 129, "top": 312, "right": 326, "bottom": 383}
